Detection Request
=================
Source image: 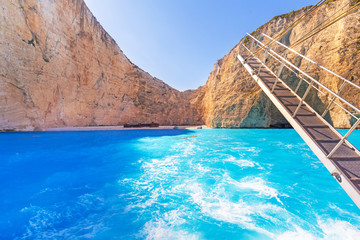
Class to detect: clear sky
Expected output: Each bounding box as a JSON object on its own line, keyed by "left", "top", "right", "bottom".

{"left": 84, "top": 0, "right": 316, "bottom": 91}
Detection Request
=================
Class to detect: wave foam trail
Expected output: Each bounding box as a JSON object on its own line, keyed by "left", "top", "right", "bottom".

{"left": 184, "top": 182, "right": 282, "bottom": 238}
{"left": 142, "top": 219, "right": 200, "bottom": 240}
{"left": 231, "top": 176, "right": 284, "bottom": 204}
{"left": 318, "top": 218, "right": 360, "bottom": 239}
{"left": 18, "top": 193, "right": 110, "bottom": 240}
{"left": 142, "top": 156, "right": 179, "bottom": 180}
{"left": 276, "top": 218, "right": 360, "bottom": 240}
{"left": 5, "top": 129, "right": 360, "bottom": 239}
{"left": 276, "top": 226, "right": 317, "bottom": 240}
{"left": 118, "top": 130, "right": 360, "bottom": 239}
{"left": 223, "top": 156, "right": 258, "bottom": 169}
{"left": 171, "top": 141, "right": 196, "bottom": 157}
{"left": 21, "top": 206, "right": 62, "bottom": 237}
{"left": 125, "top": 141, "right": 290, "bottom": 238}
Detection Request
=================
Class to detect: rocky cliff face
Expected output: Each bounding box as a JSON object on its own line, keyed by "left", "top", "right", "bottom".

{"left": 1, "top": 0, "right": 359, "bottom": 131}
{"left": 0, "top": 0, "right": 203, "bottom": 131}
{"left": 196, "top": 0, "right": 360, "bottom": 128}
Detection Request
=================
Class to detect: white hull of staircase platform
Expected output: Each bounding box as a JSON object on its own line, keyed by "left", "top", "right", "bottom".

{"left": 237, "top": 54, "right": 360, "bottom": 208}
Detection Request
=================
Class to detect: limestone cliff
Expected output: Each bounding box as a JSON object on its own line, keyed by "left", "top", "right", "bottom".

{"left": 0, "top": 0, "right": 203, "bottom": 131}
{"left": 196, "top": 0, "right": 360, "bottom": 128}
{"left": 1, "top": 0, "right": 359, "bottom": 131}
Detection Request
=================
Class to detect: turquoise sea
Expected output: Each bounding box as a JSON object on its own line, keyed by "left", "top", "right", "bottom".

{"left": 1, "top": 129, "right": 360, "bottom": 239}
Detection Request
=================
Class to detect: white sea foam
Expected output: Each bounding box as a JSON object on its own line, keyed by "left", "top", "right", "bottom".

{"left": 21, "top": 206, "right": 61, "bottom": 235}
{"left": 280, "top": 143, "right": 308, "bottom": 150}
{"left": 183, "top": 144, "right": 196, "bottom": 157}
{"left": 276, "top": 226, "right": 317, "bottom": 240}
{"left": 142, "top": 156, "right": 179, "bottom": 180}
{"left": 231, "top": 146, "right": 261, "bottom": 155}
{"left": 124, "top": 145, "right": 287, "bottom": 238}
{"left": 182, "top": 182, "right": 285, "bottom": 238}
{"left": 276, "top": 218, "right": 360, "bottom": 240}
{"left": 120, "top": 137, "right": 360, "bottom": 240}
{"left": 124, "top": 189, "right": 160, "bottom": 212}
{"left": 328, "top": 203, "right": 360, "bottom": 222}
{"left": 194, "top": 163, "right": 210, "bottom": 174}
{"left": 223, "top": 156, "right": 264, "bottom": 169}
{"left": 170, "top": 140, "right": 195, "bottom": 153}
{"left": 19, "top": 195, "right": 110, "bottom": 240}
{"left": 284, "top": 144, "right": 294, "bottom": 149}
{"left": 142, "top": 219, "right": 200, "bottom": 240}
{"left": 163, "top": 210, "right": 187, "bottom": 226}
{"left": 318, "top": 218, "right": 360, "bottom": 239}
{"left": 119, "top": 155, "right": 182, "bottom": 213}
{"left": 215, "top": 173, "right": 284, "bottom": 204}
{"left": 77, "top": 193, "right": 105, "bottom": 211}
{"left": 231, "top": 176, "right": 284, "bottom": 204}
{"left": 168, "top": 169, "right": 304, "bottom": 238}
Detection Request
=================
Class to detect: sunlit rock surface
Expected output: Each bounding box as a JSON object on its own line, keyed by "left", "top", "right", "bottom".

{"left": 196, "top": 0, "right": 360, "bottom": 128}
{"left": 1, "top": 0, "right": 359, "bottom": 130}
{"left": 0, "top": 0, "right": 202, "bottom": 131}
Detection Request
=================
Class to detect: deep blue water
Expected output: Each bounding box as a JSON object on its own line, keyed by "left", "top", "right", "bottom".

{"left": 0, "top": 129, "right": 360, "bottom": 239}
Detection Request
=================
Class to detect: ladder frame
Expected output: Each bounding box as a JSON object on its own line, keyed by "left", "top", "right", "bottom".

{"left": 238, "top": 32, "right": 360, "bottom": 208}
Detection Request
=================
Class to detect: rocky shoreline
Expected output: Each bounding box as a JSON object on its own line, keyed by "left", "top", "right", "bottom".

{"left": 44, "top": 125, "right": 206, "bottom": 131}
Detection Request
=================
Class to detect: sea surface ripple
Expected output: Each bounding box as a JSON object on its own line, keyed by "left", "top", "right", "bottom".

{"left": 0, "top": 129, "right": 360, "bottom": 239}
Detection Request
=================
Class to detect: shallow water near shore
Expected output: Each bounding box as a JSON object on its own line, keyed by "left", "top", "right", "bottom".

{"left": 1, "top": 129, "right": 360, "bottom": 239}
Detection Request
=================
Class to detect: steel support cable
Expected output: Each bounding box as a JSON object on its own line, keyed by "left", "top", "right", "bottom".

{"left": 245, "top": 0, "right": 359, "bottom": 64}
{"left": 243, "top": 0, "right": 327, "bottom": 61}
{"left": 244, "top": 2, "right": 324, "bottom": 60}
{"left": 243, "top": 43, "right": 360, "bottom": 120}
{"left": 268, "top": 0, "right": 326, "bottom": 44}
{"left": 282, "top": 0, "right": 360, "bottom": 120}
{"left": 256, "top": 0, "right": 360, "bottom": 106}
{"left": 245, "top": 33, "right": 360, "bottom": 114}
{"left": 290, "top": 0, "right": 360, "bottom": 49}
{"left": 262, "top": 32, "right": 360, "bottom": 91}
{"left": 267, "top": 52, "right": 360, "bottom": 120}
{"left": 267, "top": 0, "right": 355, "bottom": 59}
{"left": 289, "top": 1, "right": 351, "bottom": 48}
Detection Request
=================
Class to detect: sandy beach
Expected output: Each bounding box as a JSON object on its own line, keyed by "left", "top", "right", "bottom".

{"left": 44, "top": 125, "right": 207, "bottom": 131}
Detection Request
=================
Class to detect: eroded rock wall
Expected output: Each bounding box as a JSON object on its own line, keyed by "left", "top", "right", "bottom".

{"left": 0, "top": 0, "right": 202, "bottom": 131}
{"left": 1, "top": 0, "right": 359, "bottom": 131}
{"left": 197, "top": 0, "right": 360, "bottom": 128}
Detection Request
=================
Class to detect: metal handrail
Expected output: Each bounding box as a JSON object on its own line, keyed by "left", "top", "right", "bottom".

{"left": 242, "top": 43, "right": 359, "bottom": 120}
{"left": 244, "top": 40, "right": 359, "bottom": 120}
{"left": 262, "top": 33, "right": 360, "bottom": 91}
{"left": 239, "top": 32, "right": 360, "bottom": 158}
{"left": 245, "top": 33, "right": 360, "bottom": 114}
{"left": 241, "top": 44, "right": 329, "bottom": 118}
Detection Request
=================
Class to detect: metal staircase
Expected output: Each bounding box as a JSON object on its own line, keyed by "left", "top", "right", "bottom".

{"left": 238, "top": 33, "right": 360, "bottom": 208}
